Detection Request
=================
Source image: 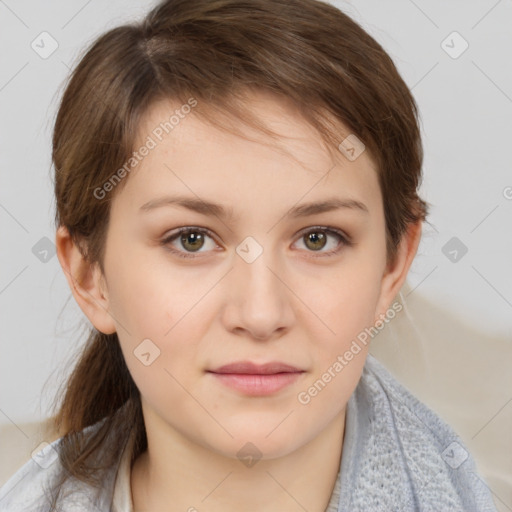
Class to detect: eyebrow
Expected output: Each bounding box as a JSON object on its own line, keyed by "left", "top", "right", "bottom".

{"left": 139, "top": 195, "right": 369, "bottom": 219}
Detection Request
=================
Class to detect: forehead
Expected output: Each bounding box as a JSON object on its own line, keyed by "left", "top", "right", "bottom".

{"left": 118, "top": 93, "right": 382, "bottom": 218}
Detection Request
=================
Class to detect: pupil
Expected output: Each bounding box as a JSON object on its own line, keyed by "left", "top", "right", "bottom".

{"left": 307, "top": 232, "right": 326, "bottom": 250}
{"left": 182, "top": 232, "right": 204, "bottom": 251}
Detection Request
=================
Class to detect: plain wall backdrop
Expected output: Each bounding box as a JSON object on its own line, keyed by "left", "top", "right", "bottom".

{"left": 1, "top": 0, "right": 511, "bottom": 505}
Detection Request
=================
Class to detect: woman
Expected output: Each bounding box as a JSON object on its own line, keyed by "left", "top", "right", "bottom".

{"left": 0, "top": 0, "right": 497, "bottom": 510}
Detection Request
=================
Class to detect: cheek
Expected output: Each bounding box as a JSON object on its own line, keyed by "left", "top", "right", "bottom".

{"left": 105, "top": 249, "right": 217, "bottom": 338}
{"left": 102, "top": 257, "right": 199, "bottom": 394}
{"left": 291, "top": 267, "right": 380, "bottom": 423}
{"left": 298, "top": 258, "right": 384, "bottom": 353}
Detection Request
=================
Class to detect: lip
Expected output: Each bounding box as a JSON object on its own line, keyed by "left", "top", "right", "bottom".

{"left": 211, "top": 361, "right": 303, "bottom": 375}
{"left": 207, "top": 361, "right": 305, "bottom": 396}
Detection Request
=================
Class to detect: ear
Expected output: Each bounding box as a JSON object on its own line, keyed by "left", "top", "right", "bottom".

{"left": 55, "top": 226, "right": 116, "bottom": 335}
{"left": 374, "top": 220, "right": 422, "bottom": 321}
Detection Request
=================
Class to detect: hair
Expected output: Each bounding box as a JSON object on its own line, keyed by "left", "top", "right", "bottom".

{"left": 48, "top": 0, "right": 428, "bottom": 505}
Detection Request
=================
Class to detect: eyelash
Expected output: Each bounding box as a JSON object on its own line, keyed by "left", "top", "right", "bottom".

{"left": 160, "top": 225, "right": 352, "bottom": 260}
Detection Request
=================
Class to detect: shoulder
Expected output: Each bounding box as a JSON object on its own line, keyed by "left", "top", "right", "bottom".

{"left": 0, "top": 438, "right": 67, "bottom": 511}
{"left": 339, "top": 354, "right": 497, "bottom": 511}
{"left": 362, "top": 354, "right": 463, "bottom": 445}
{"left": 0, "top": 422, "right": 118, "bottom": 512}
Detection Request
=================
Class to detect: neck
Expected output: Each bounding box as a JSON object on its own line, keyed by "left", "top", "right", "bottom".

{"left": 131, "top": 407, "right": 345, "bottom": 512}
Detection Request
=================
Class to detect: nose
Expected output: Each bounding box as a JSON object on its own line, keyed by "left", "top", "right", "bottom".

{"left": 221, "top": 245, "right": 295, "bottom": 341}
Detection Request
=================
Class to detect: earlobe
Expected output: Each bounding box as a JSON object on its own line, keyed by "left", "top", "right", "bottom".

{"left": 55, "top": 226, "right": 117, "bottom": 335}
{"left": 374, "top": 221, "right": 422, "bottom": 321}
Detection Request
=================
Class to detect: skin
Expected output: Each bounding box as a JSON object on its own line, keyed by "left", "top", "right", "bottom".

{"left": 56, "top": 91, "right": 421, "bottom": 512}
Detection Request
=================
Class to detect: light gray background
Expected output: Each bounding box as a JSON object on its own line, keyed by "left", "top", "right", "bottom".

{"left": 1, "top": 0, "right": 511, "bottom": 491}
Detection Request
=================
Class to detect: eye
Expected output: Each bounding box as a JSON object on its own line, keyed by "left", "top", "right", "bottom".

{"left": 161, "top": 227, "right": 218, "bottom": 259}
{"left": 292, "top": 226, "right": 351, "bottom": 256}
{"left": 161, "top": 225, "right": 351, "bottom": 260}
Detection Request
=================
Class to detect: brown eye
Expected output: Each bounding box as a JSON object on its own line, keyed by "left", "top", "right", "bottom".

{"left": 293, "top": 226, "right": 350, "bottom": 256}
{"left": 161, "top": 227, "right": 218, "bottom": 259}
{"left": 180, "top": 231, "right": 205, "bottom": 252}
{"left": 304, "top": 231, "right": 327, "bottom": 251}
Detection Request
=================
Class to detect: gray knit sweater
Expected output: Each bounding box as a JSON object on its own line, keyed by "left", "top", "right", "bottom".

{"left": 0, "top": 355, "right": 498, "bottom": 511}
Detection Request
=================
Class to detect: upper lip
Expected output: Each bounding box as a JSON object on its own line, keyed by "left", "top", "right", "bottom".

{"left": 209, "top": 361, "right": 304, "bottom": 375}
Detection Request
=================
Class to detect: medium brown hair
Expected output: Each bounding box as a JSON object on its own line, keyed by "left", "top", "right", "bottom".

{"left": 49, "top": 0, "right": 428, "bottom": 505}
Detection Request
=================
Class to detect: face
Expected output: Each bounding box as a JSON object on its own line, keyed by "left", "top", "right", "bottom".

{"left": 96, "top": 92, "right": 394, "bottom": 460}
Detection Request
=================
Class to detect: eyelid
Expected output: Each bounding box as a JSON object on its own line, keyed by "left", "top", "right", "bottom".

{"left": 160, "top": 225, "right": 351, "bottom": 259}
{"left": 294, "top": 225, "right": 350, "bottom": 244}
{"left": 160, "top": 226, "right": 220, "bottom": 259}
{"left": 291, "top": 225, "right": 352, "bottom": 257}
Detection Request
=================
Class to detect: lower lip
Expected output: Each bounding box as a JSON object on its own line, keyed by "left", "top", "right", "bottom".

{"left": 209, "top": 372, "right": 304, "bottom": 396}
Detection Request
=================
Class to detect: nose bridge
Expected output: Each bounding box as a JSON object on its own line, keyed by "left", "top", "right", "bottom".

{"left": 236, "top": 235, "right": 283, "bottom": 302}
{"left": 225, "top": 235, "right": 294, "bottom": 338}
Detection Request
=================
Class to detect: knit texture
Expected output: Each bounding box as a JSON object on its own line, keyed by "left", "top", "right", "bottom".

{"left": 337, "top": 355, "right": 497, "bottom": 511}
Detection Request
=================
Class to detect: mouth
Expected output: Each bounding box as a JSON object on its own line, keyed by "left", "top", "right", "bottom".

{"left": 207, "top": 361, "right": 305, "bottom": 396}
